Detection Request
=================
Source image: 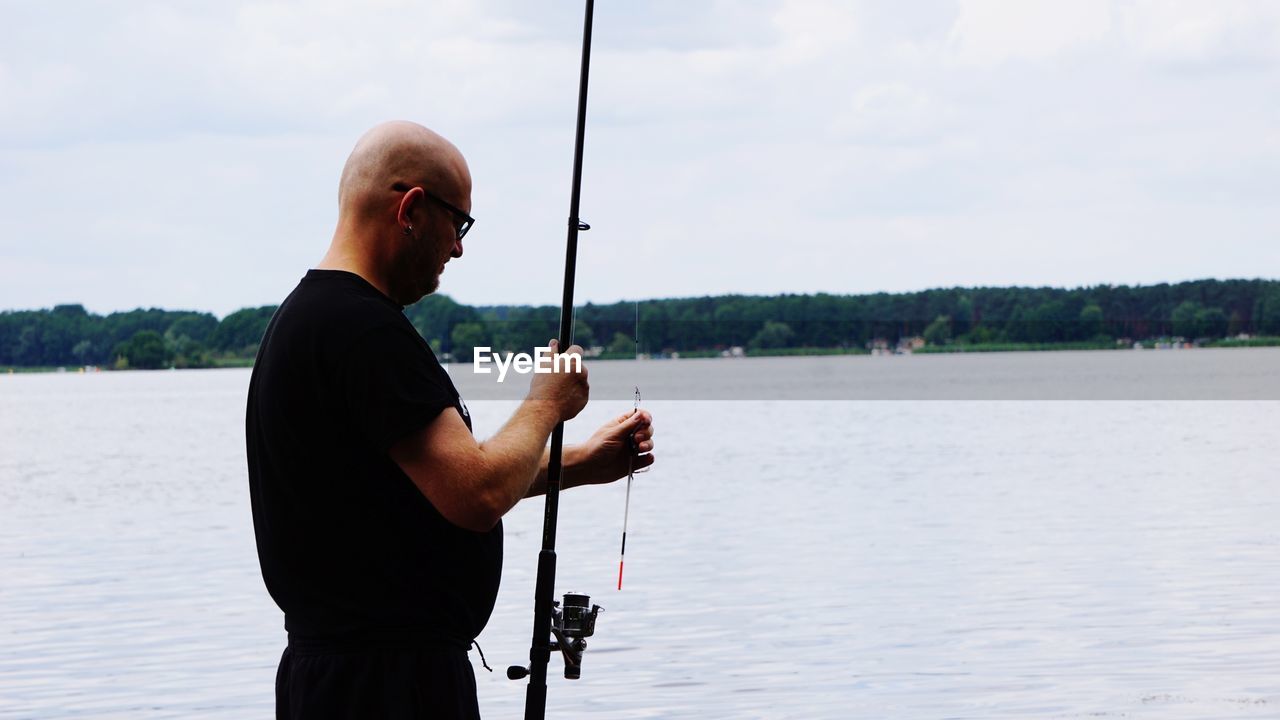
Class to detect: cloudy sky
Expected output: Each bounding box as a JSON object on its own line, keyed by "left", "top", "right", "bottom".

{"left": 2, "top": 0, "right": 1278, "bottom": 317}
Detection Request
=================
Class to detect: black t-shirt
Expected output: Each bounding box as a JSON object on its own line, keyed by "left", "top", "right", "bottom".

{"left": 246, "top": 270, "right": 501, "bottom": 649}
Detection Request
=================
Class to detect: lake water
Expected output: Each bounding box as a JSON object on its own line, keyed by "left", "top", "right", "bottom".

{"left": 2, "top": 351, "right": 1278, "bottom": 718}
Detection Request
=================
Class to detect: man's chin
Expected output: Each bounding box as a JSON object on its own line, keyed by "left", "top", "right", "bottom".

{"left": 423, "top": 275, "right": 442, "bottom": 297}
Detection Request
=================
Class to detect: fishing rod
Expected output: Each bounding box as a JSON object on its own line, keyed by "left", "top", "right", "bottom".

{"left": 506, "top": 1, "right": 600, "bottom": 718}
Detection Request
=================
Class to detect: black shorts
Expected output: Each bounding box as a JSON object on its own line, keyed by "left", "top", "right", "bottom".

{"left": 275, "top": 644, "right": 481, "bottom": 719}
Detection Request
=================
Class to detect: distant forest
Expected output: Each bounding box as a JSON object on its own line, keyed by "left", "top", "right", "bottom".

{"left": 3, "top": 278, "right": 1280, "bottom": 369}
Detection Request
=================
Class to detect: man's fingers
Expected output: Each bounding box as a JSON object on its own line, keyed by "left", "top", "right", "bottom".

{"left": 620, "top": 415, "right": 653, "bottom": 449}
{"left": 627, "top": 421, "right": 654, "bottom": 452}
{"left": 632, "top": 412, "right": 653, "bottom": 440}
{"left": 611, "top": 408, "right": 651, "bottom": 428}
{"left": 632, "top": 453, "right": 655, "bottom": 470}
{"left": 616, "top": 408, "right": 646, "bottom": 421}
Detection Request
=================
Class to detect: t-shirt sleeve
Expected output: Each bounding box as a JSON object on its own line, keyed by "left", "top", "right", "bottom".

{"left": 341, "top": 322, "right": 456, "bottom": 453}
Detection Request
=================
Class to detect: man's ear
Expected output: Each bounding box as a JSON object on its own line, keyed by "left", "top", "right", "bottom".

{"left": 397, "top": 186, "right": 425, "bottom": 230}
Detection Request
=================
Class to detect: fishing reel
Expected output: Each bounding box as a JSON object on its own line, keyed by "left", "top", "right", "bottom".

{"left": 508, "top": 592, "right": 603, "bottom": 681}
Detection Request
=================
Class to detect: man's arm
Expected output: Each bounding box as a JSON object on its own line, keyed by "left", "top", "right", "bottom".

{"left": 389, "top": 341, "right": 589, "bottom": 532}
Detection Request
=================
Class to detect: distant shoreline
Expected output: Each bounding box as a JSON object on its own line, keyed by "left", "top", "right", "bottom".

{"left": 7, "top": 340, "right": 1280, "bottom": 375}
{"left": 5, "top": 279, "right": 1280, "bottom": 371}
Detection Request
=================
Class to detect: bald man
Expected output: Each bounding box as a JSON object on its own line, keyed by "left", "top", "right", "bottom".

{"left": 245, "top": 121, "right": 654, "bottom": 719}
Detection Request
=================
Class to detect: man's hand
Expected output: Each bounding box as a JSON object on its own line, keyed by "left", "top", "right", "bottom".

{"left": 527, "top": 339, "right": 589, "bottom": 423}
{"left": 523, "top": 408, "right": 656, "bottom": 498}
{"left": 575, "top": 409, "right": 656, "bottom": 486}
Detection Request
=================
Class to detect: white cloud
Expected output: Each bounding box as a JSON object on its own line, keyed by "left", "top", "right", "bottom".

{"left": 0, "top": 1, "right": 1277, "bottom": 314}
{"left": 948, "top": 0, "right": 1113, "bottom": 65}
{"left": 828, "top": 83, "right": 951, "bottom": 146}
{"left": 771, "top": 0, "right": 862, "bottom": 66}
{"left": 1118, "top": 0, "right": 1280, "bottom": 66}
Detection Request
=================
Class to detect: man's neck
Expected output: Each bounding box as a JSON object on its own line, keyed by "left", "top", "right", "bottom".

{"left": 317, "top": 234, "right": 394, "bottom": 300}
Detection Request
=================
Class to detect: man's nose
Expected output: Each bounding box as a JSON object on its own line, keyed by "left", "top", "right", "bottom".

{"left": 452, "top": 238, "right": 464, "bottom": 259}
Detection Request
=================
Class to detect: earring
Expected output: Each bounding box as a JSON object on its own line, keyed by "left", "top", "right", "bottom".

{"left": 403, "top": 225, "right": 413, "bottom": 235}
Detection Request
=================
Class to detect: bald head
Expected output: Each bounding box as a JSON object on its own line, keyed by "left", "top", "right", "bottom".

{"left": 337, "top": 120, "right": 469, "bottom": 220}
{"left": 320, "top": 121, "right": 472, "bottom": 305}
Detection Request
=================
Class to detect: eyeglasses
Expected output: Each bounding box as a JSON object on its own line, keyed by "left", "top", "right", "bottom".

{"left": 393, "top": 182, "right": 474, "bottom": 241}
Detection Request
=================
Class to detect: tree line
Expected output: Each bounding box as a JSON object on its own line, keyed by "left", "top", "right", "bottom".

{"left": 3, "top": 279, "right": 1279, "bottom": 368}
{"left": 410, "top": 278, "right": 1280, "bottom": 360}
{"left": 0, "top": 305, "right": 275, "bottom": 369}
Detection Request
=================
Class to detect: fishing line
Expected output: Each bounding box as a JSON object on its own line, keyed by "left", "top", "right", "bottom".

{"left": 617, "top": 301, "right": 646, "bottom": 590}
{"left": 617, "top": 384, "right": 639, "bottom": 590}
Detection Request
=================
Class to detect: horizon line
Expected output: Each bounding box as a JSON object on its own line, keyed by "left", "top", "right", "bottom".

{"left": 5, "top": 275, "right": 1279, "bottom": 319}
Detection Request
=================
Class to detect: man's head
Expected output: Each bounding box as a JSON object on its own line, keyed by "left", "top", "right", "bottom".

{"left": 331, "top": 121, "right": 472, "bottom": 305}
